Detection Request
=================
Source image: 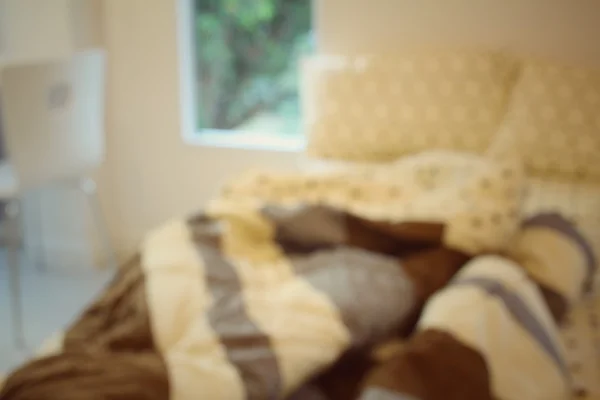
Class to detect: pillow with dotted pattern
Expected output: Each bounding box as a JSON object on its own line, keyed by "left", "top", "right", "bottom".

{"left": 302, "top": 52, "right": 518, "bottom": 162}
{"left": 487, "top": 61, "right": 600, "bottom": 183}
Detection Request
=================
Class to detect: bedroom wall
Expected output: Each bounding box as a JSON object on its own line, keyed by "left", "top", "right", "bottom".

{"left": 95, "top": 0, "right": 299, "bottom": 259}
{"left": 33, "top": 0, "right": 600, "bottom": 267}
{"left": 316, "top": 0, "right": 600, "bottom": 66}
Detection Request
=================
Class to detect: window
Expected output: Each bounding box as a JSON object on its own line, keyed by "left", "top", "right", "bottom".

{"left": 191, "top": 0, "right": 313, "bottom": 148}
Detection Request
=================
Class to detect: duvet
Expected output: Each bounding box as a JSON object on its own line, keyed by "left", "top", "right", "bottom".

{"left": 360, "top": 213, "right": 595, "bottom": 400}
{"left": 0, "top": 151, "right": 594, "bottom": 400}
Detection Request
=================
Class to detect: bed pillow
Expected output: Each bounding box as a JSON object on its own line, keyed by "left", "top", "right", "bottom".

{"left": 488, "top": 61, "right": 600, "bottom": 183}
{"left": 302, "top": 52, "right": 518, "bottom": 162}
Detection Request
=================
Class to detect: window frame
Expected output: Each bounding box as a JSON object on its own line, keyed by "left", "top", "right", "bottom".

{"left": 177, "top": 0, "right": 309, "bottom": 152}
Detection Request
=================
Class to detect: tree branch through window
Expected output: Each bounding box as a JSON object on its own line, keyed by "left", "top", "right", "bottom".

{"left": 194, "top": 0, "right": 312, "bottom": 134}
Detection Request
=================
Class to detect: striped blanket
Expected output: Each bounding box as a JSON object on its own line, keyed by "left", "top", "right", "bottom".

{"left": 359, "top": 213, "right": 596, "bottom": 400}
{"left": 0, "top": 151, "right": 593, "bottom": 400}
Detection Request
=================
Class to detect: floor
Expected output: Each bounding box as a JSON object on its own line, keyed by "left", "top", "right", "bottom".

{"left": 0, "top": 250, "right": 111, "bottom": 374}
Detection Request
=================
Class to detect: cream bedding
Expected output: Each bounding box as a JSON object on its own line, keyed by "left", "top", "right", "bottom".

{"left": 523, "top": 179, "right": 600, "bottom": 399}
{"left": 0, "top": 151, "right": 522, "bottom": 399}
{"left": 418, "top": 255, "right": 570, "bottom": 400}
{"left": 289, "top": 160, "right": 600, "bottom": 400}
{"left": 1, "top": 152, "right": 598, "bottom": 400}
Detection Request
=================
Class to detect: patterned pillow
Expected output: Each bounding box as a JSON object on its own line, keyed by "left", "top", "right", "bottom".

{"left": 302, "top": 52, "right": 518, "bottom": 161}
{"left": 488, "top": 61, "right": 600, "bottom": 183}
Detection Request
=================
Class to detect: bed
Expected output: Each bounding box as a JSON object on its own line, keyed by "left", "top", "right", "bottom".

{"left": 1, "top": 52, "right": 600, "bottom": 400}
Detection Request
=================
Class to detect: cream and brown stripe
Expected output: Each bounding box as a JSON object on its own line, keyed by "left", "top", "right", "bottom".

{"left": 189, "top": 215, "right": 283, "bottom": 399}
{"left": 142, "top": 219, "right": 245, "bottom": 400}
{"left": 262, "top": 204, "right": 424, "bottom": 347}
{"left": 522, "top": 213, "right": 596, "bottom": 294}
{"left": 260, "top": 204, "right": 446, "bottom": 347}
{"left": 288, "top": 247, "right": 416, "bottom": 347}
{"left": 418, "top": 255, "right": 570, "bottom": 400}
{"left": 452, "top": 277, "right": 569, "bottom": 378}
{"left": 193, "top": 210, "right": 353, "bottom": 397}
{"left": 221, "top": 250, "right": 352, "bottom": 396}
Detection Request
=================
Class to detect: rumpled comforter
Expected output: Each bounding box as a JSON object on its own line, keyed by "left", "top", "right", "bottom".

{"left": 359, "top": 213, "right": 595, "bottom": 400}
{"left": 0, "top": 151, "right": 595, "bottom": 400}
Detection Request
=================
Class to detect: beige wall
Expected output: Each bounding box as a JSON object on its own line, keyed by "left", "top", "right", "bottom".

{"left": 0, "top": 0, "right": 103, "bottom": 64}
{"left": 21, "top": 0, "right": 298, "bottom": 268}
{"left": 33, "top": 0, "right": 600, "bottom": 268}
{"left": 316, "top": 0, "right": 600, "bottom": 66}
{"left": 94, "top": 0, "right": 299, "bottom": 258}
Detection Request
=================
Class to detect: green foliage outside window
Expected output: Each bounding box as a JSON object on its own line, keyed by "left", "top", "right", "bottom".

{"left": 194, "top": 0, "right": 313, "bottom": 135}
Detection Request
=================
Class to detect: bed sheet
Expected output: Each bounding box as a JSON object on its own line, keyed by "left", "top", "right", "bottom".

{"left": 561, "top": 295, "right": 600, "bottom": 399}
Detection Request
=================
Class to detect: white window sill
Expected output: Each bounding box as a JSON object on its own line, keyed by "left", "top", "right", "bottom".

{"left": 183, "top": 130, "right": 305, "bottom": 153}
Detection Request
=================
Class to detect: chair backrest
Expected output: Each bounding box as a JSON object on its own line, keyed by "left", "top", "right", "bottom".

{"left": 0, "top": 50, "right": 106, "bottom": 191}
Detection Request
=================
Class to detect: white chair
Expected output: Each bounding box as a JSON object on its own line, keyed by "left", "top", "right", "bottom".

{"left": 0, "top": 50, "right": 115, "bottom": 349}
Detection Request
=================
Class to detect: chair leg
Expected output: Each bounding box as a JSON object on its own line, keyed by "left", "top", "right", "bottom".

{"left": 5, "top": 199, "right": 27, "bottom": 349}
{"left": 80, "top": 178, "right": 117, "bottom": 270}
